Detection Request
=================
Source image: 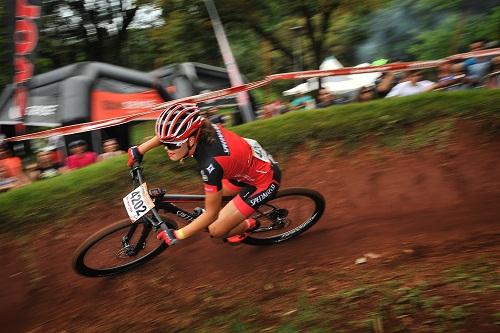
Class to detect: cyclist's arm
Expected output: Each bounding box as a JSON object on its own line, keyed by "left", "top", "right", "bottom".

{"left": 137, "top": 136, "right": 161, "bottom": 154}
{"left": 176, "top": 190, "right": 222, "bottom": 239}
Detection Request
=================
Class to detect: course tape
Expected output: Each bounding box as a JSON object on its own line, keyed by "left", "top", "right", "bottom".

{"left": 6, "top": 48, "right": 500, "bottom": 142}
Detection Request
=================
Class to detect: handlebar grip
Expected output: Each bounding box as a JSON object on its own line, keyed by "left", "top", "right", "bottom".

{"left": 157, "top": 225, "right": 177, "bottom": 245}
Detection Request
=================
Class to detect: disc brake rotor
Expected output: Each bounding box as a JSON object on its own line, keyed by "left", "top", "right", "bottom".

{"left": 116, "top": 245, "right": 136, "bottom": 258}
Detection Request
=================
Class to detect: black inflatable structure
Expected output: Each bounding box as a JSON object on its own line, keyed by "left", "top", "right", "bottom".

{"left": 0, "top": 62, "right": 254, "bottom": 153}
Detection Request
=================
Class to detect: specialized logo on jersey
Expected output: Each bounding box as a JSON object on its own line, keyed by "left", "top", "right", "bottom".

{"left": 206, "top": 164, "right": 215, "bottom": 174}
{"left": 213, "top": 124, "right": 229, "bottom": 154}
{"left": 200, "top": 170, "right": 208, "bottom": 182}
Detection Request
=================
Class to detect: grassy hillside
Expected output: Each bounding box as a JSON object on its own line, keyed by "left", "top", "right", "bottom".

{"left": 1, "top": 89, "right": 499, "bottom": 232}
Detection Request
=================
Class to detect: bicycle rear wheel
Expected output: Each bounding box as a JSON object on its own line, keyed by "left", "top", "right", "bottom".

{"left": 243, "top": 188, "right": 325, "bottom": 245}
{"left": 72, "top": 218, "right": 175, "bottom": 277}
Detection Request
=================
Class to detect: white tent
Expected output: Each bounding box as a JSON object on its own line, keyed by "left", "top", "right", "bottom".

{"left": 282, "top": 57, "right": 381, "bottom": 96}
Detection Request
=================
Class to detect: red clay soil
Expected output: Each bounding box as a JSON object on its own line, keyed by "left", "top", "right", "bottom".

{"left": 1, "top": 121, "right": 499, "bottom": 332}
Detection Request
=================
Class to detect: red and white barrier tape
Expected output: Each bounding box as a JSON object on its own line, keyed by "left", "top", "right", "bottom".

{"left": 6, "top": 48, "right": 500, "bottom": 142}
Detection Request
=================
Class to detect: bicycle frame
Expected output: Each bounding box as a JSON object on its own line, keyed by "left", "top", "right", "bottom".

{"left": 155, "top": 194, "right": 233, "bottom": 224}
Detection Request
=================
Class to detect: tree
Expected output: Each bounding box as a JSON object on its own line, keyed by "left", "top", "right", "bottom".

{"left": 217, "top": 0, "right": 384, "bottom": 69}
{"left": 156, "top": 0, "right": 386, "bottom": 72}
{"left": 36, "top": 0, "right": 147, "bottom": 71}
{"left": 409, "top": 2, "right": 500, "bottom": 60}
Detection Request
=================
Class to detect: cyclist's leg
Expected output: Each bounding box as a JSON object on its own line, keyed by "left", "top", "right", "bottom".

{"left": 228, "top": 163, "right": 281, "bottom": 237}
{"left": 208, "top": 200, "right": 248, "bottom": 238}
{"left": 210, "top": 164, "right": 282, "bottom": 239}
{"left": 208, "top": 181, "right": 280, "bottom": 238}
{"left": 206, "top": 179, "right": 247, "bottom": 237}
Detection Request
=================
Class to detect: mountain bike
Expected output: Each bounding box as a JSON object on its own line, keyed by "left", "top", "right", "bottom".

{"left": 72, "top": 163, "right": 325, "bottom": 277}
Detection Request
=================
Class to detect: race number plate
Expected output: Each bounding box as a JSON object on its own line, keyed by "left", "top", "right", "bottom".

{"left": 123, "top": 183, "right": 155, "bottom": 222}
{"left": 244, "top": 138, "right": 275, "bottom": 164}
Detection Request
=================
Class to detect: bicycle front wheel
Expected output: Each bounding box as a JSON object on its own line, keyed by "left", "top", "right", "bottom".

{"left": 72, "top": 218, "right": 174, "bottom": 277}
{"left": 243, "top": 188, "right": 325, "bottom": 245}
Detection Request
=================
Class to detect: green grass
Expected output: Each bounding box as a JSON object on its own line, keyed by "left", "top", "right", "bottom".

{"left": 0, "top": 89, "right": 499, "bottom": 232}
{"left": 444, "top": 258, "right": 499, "bottom": 292}
{"left": 233, "top": 89, "right": 499, "bottom": 156}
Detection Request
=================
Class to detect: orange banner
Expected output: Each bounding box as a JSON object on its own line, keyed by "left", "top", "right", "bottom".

{"left": 91, "top": 90, "right": 164, "bottom": 121}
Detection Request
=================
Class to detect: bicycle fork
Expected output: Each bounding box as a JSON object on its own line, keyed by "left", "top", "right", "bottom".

{"left": 120, "top": 222, "right": 152, "bottom": 256}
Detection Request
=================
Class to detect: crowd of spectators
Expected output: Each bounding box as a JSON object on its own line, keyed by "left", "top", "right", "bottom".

{"left": 0, "top": 137, "right": 124, "bottom": 193}
{"left": 259, "top": 39, "right": 499, "bottom": 117}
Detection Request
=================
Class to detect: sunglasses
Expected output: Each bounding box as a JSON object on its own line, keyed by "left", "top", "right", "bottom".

{"left": 161, "top": 138, "right": 188, "bottom": 150}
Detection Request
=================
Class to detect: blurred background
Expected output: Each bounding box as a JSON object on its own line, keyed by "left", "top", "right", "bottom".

{"left": 0, "top": 0, "right": 498, "bottom": 101}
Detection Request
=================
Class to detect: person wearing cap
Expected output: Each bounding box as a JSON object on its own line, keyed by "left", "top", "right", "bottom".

{"left": 63, "top": 140, "right": 97, "bottom": 171}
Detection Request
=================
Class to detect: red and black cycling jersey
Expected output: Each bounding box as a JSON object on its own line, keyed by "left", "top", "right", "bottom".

{"left": 193, "top": 124, "right": 275, "bottom": 193}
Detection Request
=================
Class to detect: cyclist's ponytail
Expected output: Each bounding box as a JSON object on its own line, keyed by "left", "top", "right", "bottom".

{"left": 198, "top": 119, "right": 216, "bottom": 145}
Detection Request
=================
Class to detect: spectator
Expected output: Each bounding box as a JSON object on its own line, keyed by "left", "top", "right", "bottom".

{"left": 270, "top": 99, "right": 288, "bottom": 115}
{"left": 386, "top": 70, "right": 434, "bottom": 97}
{"left": 376, "top": 72, "right": 397, "bottom": 97}
{"left": 0, "top": 145, "right": 30, "bottom": 187}
{"left": 290, "top": 92, "right": 315, "bottom": 110}
{"left": 30, "top": 147, "right": 61, "bottom": 180}
{"left": 98, "top": 138, "right": 125, "bottom": 161}
{"left": 47, "top": 135, "right": 65, "bottom": 166}
{"left": 0, "top": 145, "right": 23, "bottom": 180}
{"left": 62, "top": 140, "right": 97, "bottom": 171}
{"left": 357, "top": 86, "right": 376, "bottom": 102}
{"left": 429, "top": 62, "right": 467, "bottom": 91}
{"left": 260, "top": 104, "right": 274, "bottom": 119}
{"left": 461, "top": 40, "right": 492, "bottom": 86}
{"left": 260, "top": 99, "right": 289, "bottom": 118}
{"left": 316, "top": 88, "right": 335, "bottom": 108}
{"left": 0, "top": 165, "right": 19, "bottom": 192}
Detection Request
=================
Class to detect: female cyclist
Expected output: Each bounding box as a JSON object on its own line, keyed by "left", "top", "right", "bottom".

{"left": 127, "top": 103, "right": 281, "bottom": 244}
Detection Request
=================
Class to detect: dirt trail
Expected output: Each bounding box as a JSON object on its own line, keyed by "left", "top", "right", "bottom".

{"left": 1, "top": 121, "right": 499, "bottom": 332}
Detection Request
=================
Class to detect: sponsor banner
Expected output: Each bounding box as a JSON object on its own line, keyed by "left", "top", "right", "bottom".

{"left": 11, "top": 0, "right": 42, "bottom": 123}
{"left": 91, "top": 90, "right": 165, "bottom": 121}
{"left": 0, "top": 94, "right": 59, "bottom": 125}
{"left": 6, "top": 48, "right": 500, "bottom": 142}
